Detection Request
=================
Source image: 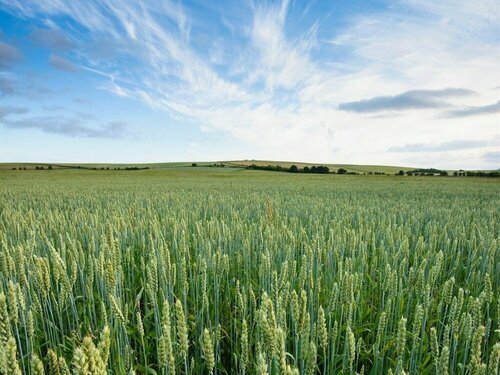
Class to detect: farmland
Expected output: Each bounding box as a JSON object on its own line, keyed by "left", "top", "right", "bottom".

{"left": 0, "top": 167, "right": 499, "bottom": 374}
{"left": 0, "top": 160, "right": 416, "bottom": 175}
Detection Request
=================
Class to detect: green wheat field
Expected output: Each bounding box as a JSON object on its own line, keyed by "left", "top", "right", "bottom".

{"left": 0, "top": 167, "right": 499, "bottom": 374}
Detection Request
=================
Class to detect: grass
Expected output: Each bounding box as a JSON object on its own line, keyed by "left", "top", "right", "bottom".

{"left": 0, "top": 167, "right": 498, "bottom": 374}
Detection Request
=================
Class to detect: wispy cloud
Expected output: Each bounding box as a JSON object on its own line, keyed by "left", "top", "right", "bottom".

{"left": 0, "top": 105, "right": 29, "bottom": 119}
{"left": 388, "top": 139, "right": 490, "bottom": 152}
{"left": 0, "top": 104, "right": 127, "bottom": 138}
{"left": 248, "top": 0, "right": 320, "bottom": 91}
{"left": 443, "top": 101, "right": 500, "bottom": 118}
{"left": 338, "top": 88, "right": 476, "bottom": 113}
{"left": 2, "top": 115, "right": 127, "bottom": 138}
{"left": 0, "top": 41, "right": 22, "bottom": 68}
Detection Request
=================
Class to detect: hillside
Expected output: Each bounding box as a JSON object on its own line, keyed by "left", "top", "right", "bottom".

{"left": 0, "top": 160, "right": 415, "bottom": 174}
{"left": 2, "top": 161, "right": 496, "bottom": 175}
{"left": 226, "top": 160, "right": 417, "bottom": 174}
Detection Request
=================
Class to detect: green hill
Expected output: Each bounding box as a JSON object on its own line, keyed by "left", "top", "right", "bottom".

{"left": 225, "top": 160, "right": 416, "bottom": 174}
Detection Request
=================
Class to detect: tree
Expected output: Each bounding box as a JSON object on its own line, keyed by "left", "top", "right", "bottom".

{"left": 192, "top": 163, "right": 198, "bottom": 167}
{"left": 440, "top": 171, "right": 448, "bottom": 176}
{"left": 289, "top": 165, "right": 299, "bottom": 173}
{"left": 303, "top": 166, "right": 310, "bottom": 173}
{"left": 337, "top": 168, "right": 347, "bottom": 174}
{"left": 397, "top": 170, "right": 405, "bottom": 176}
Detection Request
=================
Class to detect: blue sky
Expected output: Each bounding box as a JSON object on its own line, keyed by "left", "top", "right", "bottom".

{"left": 0, "top": 0, "right": 498, "bottom": 168}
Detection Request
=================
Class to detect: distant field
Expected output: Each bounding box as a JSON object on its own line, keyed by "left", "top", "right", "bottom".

{"left": 3, "top": 160, "right": 493, "bottom": 174}
{"left": 0, "top": 161, "right": 208, "bottom": 170}
{"left": 226, "top": 160, "right": 417, "bottom": 174}
{"left": 0, "top": 160, "right": 416, "bottom": 174}
{"left": 0, "top": 167, "right": 498, "bottom": 374}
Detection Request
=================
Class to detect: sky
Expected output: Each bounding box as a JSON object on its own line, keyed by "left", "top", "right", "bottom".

{"left": 0, "top": 0, "right": 499, "bottom": 169}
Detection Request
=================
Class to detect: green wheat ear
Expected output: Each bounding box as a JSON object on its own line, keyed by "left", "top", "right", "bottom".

{"left": 202, "top": 328, "right": 215, "bottom": 374}
{"left": 31, "top": 354, "right": 45, "bottom": 375}
{"left": 0, "top": 292, "right": 11, "bottom": 344}
{"left": 5, "top": 336, "right": 22, "bottom": 375}
{"left": 175, "top": 299, "right": 189, "bottom": 360}
{"left": 256, "top": 351, "right": 268, "bottom": 375}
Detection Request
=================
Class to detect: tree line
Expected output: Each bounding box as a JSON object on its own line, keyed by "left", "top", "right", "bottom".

{"left": 246, "top": 164, "right": 332, "bottom": 174}
{"left": 397, "top": 168, "right": 499, "bottom": 177}
{"left": 11, "top": 165, "right": 150, "bottom": 171}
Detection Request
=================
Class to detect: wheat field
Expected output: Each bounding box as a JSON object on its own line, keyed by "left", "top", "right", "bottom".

{"left": 0, "top": 168, "right": 498, "bottom": 374}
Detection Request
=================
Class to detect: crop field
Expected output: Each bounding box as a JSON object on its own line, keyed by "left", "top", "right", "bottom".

{"left": 0, "top": 168, "right": 498, "bottom": 374}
